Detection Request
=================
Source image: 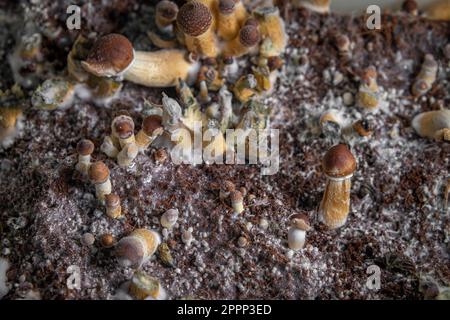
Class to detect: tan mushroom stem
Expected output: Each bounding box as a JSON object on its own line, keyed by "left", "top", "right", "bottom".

{"left": 412, "top": 109, "right": 450, "bottom": 141}
{"left": 122, "top": 50, "right": 200, "bottom": 87}
{"left": 135, "top": 128, "right": 164, "bottom": 151}
{"left": 95, "top": 179, "right": 112, "bottom": 202}
{"left": 319, "top": 174, "right": 353, "bottom": 229}
{"left": 224, "top": 33, "right": 256, "bottom": 57}
{"left": 234, "top": 0, "right": 248, "bottom": 25}
{"left": 75, "top": 154, "right": 91, "bottom": 175}
{"left": 186, "top": 30, "right": 218, "bottom": 58}
{"left": 254, "top": 6, "right": 287, "bottom": 56}
{"left": 217, "top": 6, "right": 240, "bottom": 41}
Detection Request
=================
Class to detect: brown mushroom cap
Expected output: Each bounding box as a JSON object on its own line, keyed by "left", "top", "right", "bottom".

{"left": 362, "top": 66, "right": 377, "bottom": 80}
{"left": 82, "top": 34, "right": 134, "bottom": 77}
{"left": 219, "top": 0, "right": 236, "bottom": 14}
{"left": 105, "top": 193, "right": 120, "bottom": 208}
{"left": 142, "top": 115, "right": 163, "bottom": 136}
{"left": 88, "top": 161, "right": 110, "bottom": 184}
{"left": 156, "top": 0, "right": 179, "bottom": 20}
{"left": 115, "top": 236, "right": 145, "bottom": 268}
{"left": 177, "top": 1, "right": 212, "bottom": 37}
{"left": 221, "top": 180, "right": 236, "bottom": 193}
{"left": 402, "top": 0, "right": 418, "bottom": 13}
{"left": 290, "top": 213, "right": 311, "bottom": 231}
{"left": 239, "top": 25, "right": 261, "bottom": 47}
{"left": 335, "top": 34, "right": 350, "bottom": 50}
{"left": 322, "top": 144, "right": 356, "bottom": 178}
{"left": 230, "top": 190, "right": 243, "bottom": 202}
{"left": 113, "top": 115, "right": 135, "bottom": 139}
{"left": 77, "top": 139, "right": 94, "bottom": 156}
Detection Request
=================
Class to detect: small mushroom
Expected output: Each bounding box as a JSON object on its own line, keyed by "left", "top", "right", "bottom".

{"left": 177, "top": 1, "right": 218, "bottom": 58}
{"left": 75, "top": 139, "right": 94, "bottom": 176}
{"left": 160, "top": 209, "right": 179, "bottom": 229}
{"left": 318, "top": 144, "right": 357, "bottom": 229}
{"left": 357, "top": 66, "right": 380, "bottom": 111}
{"left": 105, "top": 193, "right": 122, "bottom": 219}
{"left": 155, "top": 1, "right": 179, "bottom": 33}
{"left": 135, "top": 115, "right": 164, "bottom": 152}
{"left": 288, "top": 213, "right": 311, "bottom": 250}
{"left": 128, "top": 272, "right": 166, "bottom": 300}
{"left": 253, "top": 6, "right": 287, "bottom": 56}
{"left": 115, "top": 229, "right": 161, "bottom": 268}
{"left": 412, "top": 54, "right": 438, "bottom": 97}
{"left": 224, "top": 24, "right": 261, "bottom": 58}
{"left": 231, "top": 190, "right": 244, "bottom": 214}
{"left": 412, "top": 109, "right": 450, "bottom": 142}
{"left": 88, "top": 161, "right": 112, "bottom": 202}
{"left": 217, "top": 0, "right": 240, "bottom": 41}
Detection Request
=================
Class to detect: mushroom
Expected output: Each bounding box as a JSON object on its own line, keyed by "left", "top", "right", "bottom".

{"left": 231, "top": 190, "right": 244, "bottom": 214}
{"left": 105, "top": 193, "right": 122, "bottom": 219}
{"left": 412, "top": 54, "right": 438, "bottom": 97}
{"left": 412, "top": 109, "right": 450, "bottom": 142}
{"left": 82, "top": 34, "right": 200, "bottom": 88}
{"left": 335, "top": 34, "right": 351, "bottom": 58}
{"left": 223, "top": 23, "right": 261, "bottom": 58}
{"left": 319, "top": 109, "right": 344, "bottom": 141}
{"left": 288, "top": 213, "right": 311, "bottom": 250}
{"left": 220, "top": 180, "right": 236, "bottom": 200}
{"left": 112, "top": 115, "right": 136, "bottom": 148}
{"left": 253, "top": 6, "right": 287, "bottom": 56}
{"left": 155, "top": 1, "right": 179, "bottom": 33}
{"left": 318, "top": 144, "right": 357, "bottom": 229}
{"left": 357, "top": 66, "right": 380, "bottom": 111}
{"left": 135, "top": 115, "right": 164, "bottom": 152}
{"left": 128, "top": 272, "right": 166, "bottom": 300}
{"left": 115, "top": 229, "right": 161, "bottom": 268}
{"left": 217, "top": 0, "right": 240, "bottom": 41}
{"left": 177, "top": 1, "right": 218, "bottom": 58}
{"left": 75, "top": 139, "right": 95, "bottom": 176}
{"left": 88, "top": 161, "right": 112, "bottom": 202}
{"left": 160, "top": 209, "right": 179, "bottom": 229}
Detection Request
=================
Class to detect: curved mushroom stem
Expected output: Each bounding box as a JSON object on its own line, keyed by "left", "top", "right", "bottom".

{"left": 319, "top": 175, "right": 352, "bottom": 229}
{"left": 123, "top": 50, "right": 200, "bottom": 87}
{"left": 95, "top": 179, "right": 112, "bottom": 202}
